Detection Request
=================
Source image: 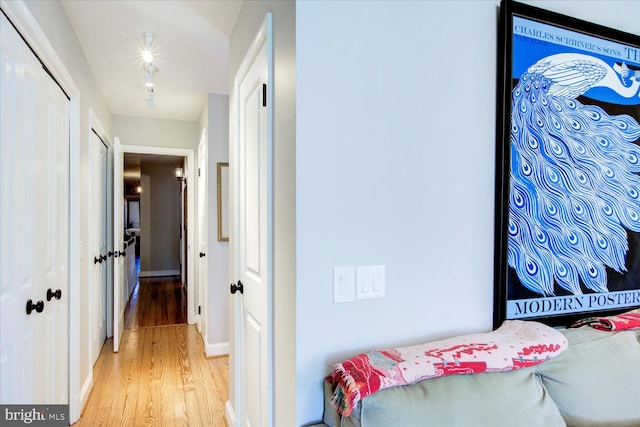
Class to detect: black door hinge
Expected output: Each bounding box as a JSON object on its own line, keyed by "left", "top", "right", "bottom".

{"left": 262, "top": 83, "right": 267, "bottom": 107}
{"left": 198, "top": 305, "right": 202, "bottom": 315}
{"left": 198, "top": 168, "right": 201, "bottom": 177}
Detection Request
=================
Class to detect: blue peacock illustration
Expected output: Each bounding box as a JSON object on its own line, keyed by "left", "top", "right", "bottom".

{"left": 509, "top": 53, "right": 640, "bottom": 297}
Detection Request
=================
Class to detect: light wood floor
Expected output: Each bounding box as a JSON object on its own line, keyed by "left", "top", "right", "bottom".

{"left": 75, "top": 277, "right": 228, "bottom": 426}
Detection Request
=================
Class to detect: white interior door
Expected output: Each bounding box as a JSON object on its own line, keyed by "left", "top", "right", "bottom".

{"left": 234, "top": 21, "right": 272, "bottom": 427}
{"left": 112, "top": 137, "right": 125, "bottom": 352}
{"left": 90, "top": 131, "right": 108, "bottom": 365}
{"left": 0, "top": 12, "right": 69, "bottom": 403}
{"left": 198, "top": 135, "right": 208, "bottom": 334}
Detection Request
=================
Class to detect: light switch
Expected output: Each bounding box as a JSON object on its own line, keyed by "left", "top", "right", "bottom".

{"left": 361, "top": 271, "right": 373, "bottom": 293}
{"left": 333, "top": 266, "right": 355, "bottom": 303}
{"left": 357, "top": 265, "right": 385, "bottom": 299}
{"left": 373, "top": 267, "right": 384, "bottom": 292}
{"left": 356, "top": 265, "right": 385, "bottom": 299}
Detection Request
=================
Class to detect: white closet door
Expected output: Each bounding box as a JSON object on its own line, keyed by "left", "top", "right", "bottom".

{"left": 112, "top": 138, "right": 125, "bottom": 352}
{"left": 0, "top": 12, "right": 69, "bottom": 404}
{"left": 90, "top": 131, "right": 108, "bottom": 366}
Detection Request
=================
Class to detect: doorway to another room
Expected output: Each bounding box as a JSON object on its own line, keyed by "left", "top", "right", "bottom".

{"left": 122, "top": 153, "right": 188, "bottom": 328}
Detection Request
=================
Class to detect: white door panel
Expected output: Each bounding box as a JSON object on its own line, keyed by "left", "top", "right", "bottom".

{"left": 112, "top": 138, "right": 125, "bottom": 352}
{"left": 235, "top": 22, "right": 271, "bottom": 426}
{"left": 1, "top": 12, "right": 69, "bottom": 403}
{"left": 90, "top": 131, "right": 108, "bottom": 365}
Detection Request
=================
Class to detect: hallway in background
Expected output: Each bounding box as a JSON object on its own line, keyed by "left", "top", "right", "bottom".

{"left": 75, "top": 275, "right": 227, "bottom": 425}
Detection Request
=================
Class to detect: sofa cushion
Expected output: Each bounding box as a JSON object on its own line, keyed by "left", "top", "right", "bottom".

{"left": 332, "top": 366, "right": 564, "bottom": 427}
{"left": 536, "top": 327, "right": 640, "bottom": 426}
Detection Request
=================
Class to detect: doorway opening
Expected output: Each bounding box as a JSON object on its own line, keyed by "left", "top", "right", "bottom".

{"left": 122, "top": 152, "right": 190, "bottom": 328}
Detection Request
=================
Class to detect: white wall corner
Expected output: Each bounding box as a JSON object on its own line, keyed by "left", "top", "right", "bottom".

{"left": 205, "top": 341, "right": 229, "bottom": 358}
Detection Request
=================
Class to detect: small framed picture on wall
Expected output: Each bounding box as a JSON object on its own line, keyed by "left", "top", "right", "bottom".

{"left": 217, "top": 163, "right": 229, "bottom": 242}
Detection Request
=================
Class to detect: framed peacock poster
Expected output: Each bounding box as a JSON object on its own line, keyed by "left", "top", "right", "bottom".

{"left": 494, "top": 0, "right": 640, "bottom": 327}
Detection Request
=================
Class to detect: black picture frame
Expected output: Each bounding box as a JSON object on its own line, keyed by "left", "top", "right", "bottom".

{"left": 494, "top": 0, "right": 640, "bottom": 328}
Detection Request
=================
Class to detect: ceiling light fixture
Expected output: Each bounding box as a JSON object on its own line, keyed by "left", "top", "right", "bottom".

{"left": 146, "top": 87, "right": 155, "bottom": 109}
{"left": 142, "top": 32, "right": 154, "bottom": 64}
{"left": 142, "top": 32, "right": 157, "bottom": 108}
{"left": 145, "top": 71, "right": 154, "bottom": 88}
{"left": 176, "top": 168, "right": 185, "bottom": 182}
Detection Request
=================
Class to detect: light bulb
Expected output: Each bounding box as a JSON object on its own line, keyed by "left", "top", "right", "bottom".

{"left": 143, "top": 32, "right": 154, "bottom": 64}
{"left": 142, "top": 50, "right": 153, "bottom": 64}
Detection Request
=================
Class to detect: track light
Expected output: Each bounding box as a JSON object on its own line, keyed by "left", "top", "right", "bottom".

{"left": 146, "top": 87, "right": 155, "bottom": 109}
{"left": 142, "top": 32, "right": 157, "bottom": 106}
{"left": 145, "top": 71, "right": 154, "bottom": 88}
{"left": 142, "top": 32, "right": 153, "bottom": 64}
{"left": 142, "top": 50, "right": 153, "bottom": 64}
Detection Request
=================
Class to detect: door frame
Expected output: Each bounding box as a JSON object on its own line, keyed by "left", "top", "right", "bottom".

{"left": 120, "top": 144, "right": 197, "bottom": 325}
{"left": 197, "top": 131, "right": 208, "bottom": 338}
{"left": 0, "top": 0, "right": 82, "bottom": 422}
{"left": 227, "top": 13, "right": 274, "bottom": 427}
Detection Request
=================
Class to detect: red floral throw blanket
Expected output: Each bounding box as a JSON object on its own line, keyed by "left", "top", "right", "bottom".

{"left": 569, "top": 308, "right": 640, "bottom": 331}
{"left": 328, "top": 320, "right": 568, "bottom": 417}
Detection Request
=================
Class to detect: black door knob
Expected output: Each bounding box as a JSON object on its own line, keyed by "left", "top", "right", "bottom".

{"left": 47, "top": 288, "right": 62, "bottom": 301}
{"left": 230, "top": 280, "right": 244, "bottom": 295}
{"left": 94, "top": 256, "right": 102, "bottom": 264}
{"left": 199, "top": 252, "right": 206, "bottom": 258}
{"left": 108, "top": 251, "right": 114, "bottom": 257}
{"left": 26, "top": 299, "right": 44, "bottom": 315}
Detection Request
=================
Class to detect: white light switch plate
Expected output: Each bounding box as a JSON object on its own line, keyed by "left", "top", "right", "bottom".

{"left": 333, "top": 266, "right": 355, "bottom": 303}
{"left": 357, "top": 265, "right": 385, "bottom": 299}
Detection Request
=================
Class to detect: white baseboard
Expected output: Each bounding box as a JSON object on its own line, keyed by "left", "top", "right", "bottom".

{"left": 225, "top": 400, "right": 237, "bottom": 427}
{"left": 206, "top": 341, "right": 229, "bottom": 357}
{"left": 76, "top": 372, "right": 93, "bottom": 421}
{"left": 139, "top": 269, "right": 180, "bottom": 277}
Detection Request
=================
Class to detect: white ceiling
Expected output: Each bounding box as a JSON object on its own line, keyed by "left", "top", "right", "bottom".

{"left": 62, "top": 0, "right": 243, "bottom": 122}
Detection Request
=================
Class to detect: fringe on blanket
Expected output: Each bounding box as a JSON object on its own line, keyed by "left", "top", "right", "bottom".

{"left": 569, "top": 308, "right": 640, "bottom": 331}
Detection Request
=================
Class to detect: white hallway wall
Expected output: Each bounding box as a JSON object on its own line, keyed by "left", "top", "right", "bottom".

{"left": 198, "top": 93, "right": 230, "bottom": 354}
{"left": 112, "top": 115, "right": 198, "bottom": 150}
{"left": 295, "top": 0, "right": 640, "bottom": 424}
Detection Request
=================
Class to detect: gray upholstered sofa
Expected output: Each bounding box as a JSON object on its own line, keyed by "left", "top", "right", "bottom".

{"left": 312, "top": 327, "right": 640, "bottom": 427}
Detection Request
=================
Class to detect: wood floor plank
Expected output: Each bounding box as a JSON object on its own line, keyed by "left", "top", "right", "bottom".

{"left": 74, "top": 274, "right": 225, "bottom": 426}
{"left": 119, "top": 331, "right": 142, "bottom": 426}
